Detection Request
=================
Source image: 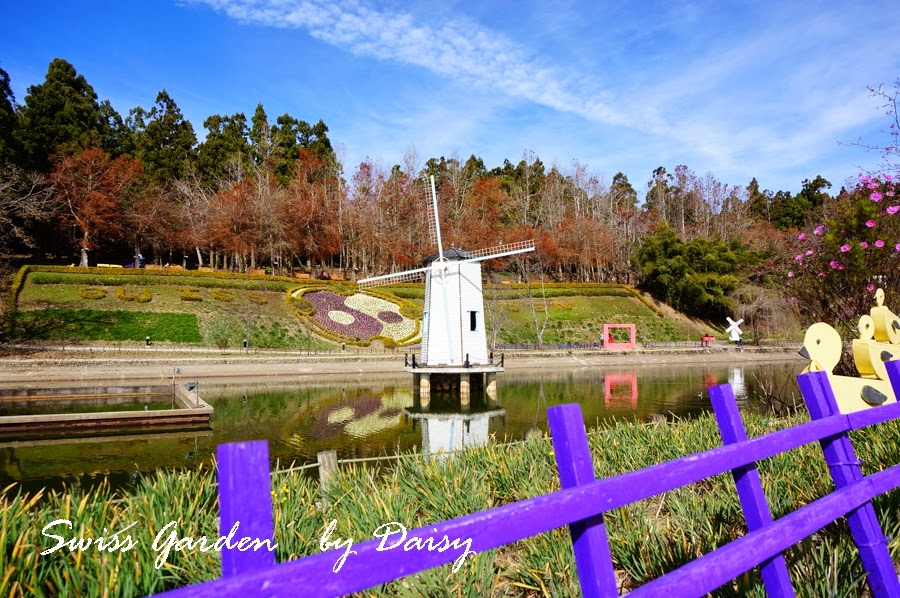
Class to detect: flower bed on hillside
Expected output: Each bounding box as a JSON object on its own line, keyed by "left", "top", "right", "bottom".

{"left": 292, "top": 289, "right": 420, "bottom": 346}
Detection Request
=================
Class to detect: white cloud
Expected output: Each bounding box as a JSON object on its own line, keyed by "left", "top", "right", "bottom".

{"left": 187, "top": 0, "right": 900, "bottom": 190}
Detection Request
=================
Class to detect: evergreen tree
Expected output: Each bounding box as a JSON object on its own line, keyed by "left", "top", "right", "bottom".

{"left": 249, "top": 103, "right": 274, "bottom": 170}
{"left": 746, "top": 177, "right": 769, "bottom": 221}
{"left": 0, "top": 66, "right": 19, "bottom": 164}
{"left": 15, "top": 58, "right": 107, "bottom": 172}
{"left": 271, "top": 113, "right": 334, "bottom": 185}
{"left": 128, "top": 90, "right": 197, "bottom": 184}
{"left": 610, "top": 171, "right": 638, "bottom": 212}
{"left": 636, "top": 226, "right": 743, "bottom": 319}
{"left": 197, "top": 112, "right": 250, "bottom": 187}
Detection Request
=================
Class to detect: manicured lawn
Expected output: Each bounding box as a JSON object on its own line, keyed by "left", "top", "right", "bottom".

{"left": 14, "top": 309, "right": 203, "bottom": 343}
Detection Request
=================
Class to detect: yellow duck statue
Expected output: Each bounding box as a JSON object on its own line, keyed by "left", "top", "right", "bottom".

{"left": 799, "top": 321, "right": 895, "bottom": 414}
{"left": 851, "top": 288, "right": 899, "bottom": 383}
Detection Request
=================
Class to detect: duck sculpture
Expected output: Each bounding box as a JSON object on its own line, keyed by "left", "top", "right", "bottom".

{"left": 799, "top": 321, "right": 895, "bottom": 414}
{"left": 851, "top": 289, "right": 900, "bottom": 383}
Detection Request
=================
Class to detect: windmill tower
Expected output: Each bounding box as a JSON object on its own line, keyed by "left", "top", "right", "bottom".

{"left": 359, "top": 176, "right": 534, "bottom": 402}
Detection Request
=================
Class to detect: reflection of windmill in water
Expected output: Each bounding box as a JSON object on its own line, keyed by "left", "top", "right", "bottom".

{"left": 359, "top": 176, "right": 535, "bottom": 404}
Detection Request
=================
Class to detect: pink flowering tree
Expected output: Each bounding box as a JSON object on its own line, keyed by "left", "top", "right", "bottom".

{"left": 785, "top": 175, "right": 899, "bottom": 372}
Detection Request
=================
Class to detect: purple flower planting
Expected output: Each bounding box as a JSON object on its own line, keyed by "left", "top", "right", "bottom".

{"left": 377, "top": 310, "right": 403, "bottom": 323}
{"left": 840, "top": 244, "right": 851, "bottom": 253}
{"left": 876, "top": 239, "right": 885, "bottom": 248}
{"left": 887, "top": 205, "right": 900, "bottom": 215}
{"left": 798, "top": 232, "right": 807, "bottom": 240}
{"left": 814, "top": 225, "right": 824, "bottom": 235}
{"left": 306, "top": 291, "right": 383, "bottom": 340}
{"left": 871, "top": 191, "right": 883, "bottom": 202}
{"left": 860, "top": 241, "right": 869, "bottom": 248}
{"left": 866, "top": 219, "right": 876, "bottom": 227}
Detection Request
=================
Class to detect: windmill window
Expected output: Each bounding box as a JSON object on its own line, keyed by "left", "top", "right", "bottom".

{"left": 470, "top": 311, "right": 478, "bottom": 331}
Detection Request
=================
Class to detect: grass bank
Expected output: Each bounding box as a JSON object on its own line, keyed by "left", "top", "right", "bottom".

{"left": 7, "top": 266, "right": 713, "bottom": 349}
{"left": 2, "top": 410, "right": 897, "bottom": 597}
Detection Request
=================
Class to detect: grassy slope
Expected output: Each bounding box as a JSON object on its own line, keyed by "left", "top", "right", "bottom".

{"left": 10, "top": 268, "right": 711, "bottom": 347}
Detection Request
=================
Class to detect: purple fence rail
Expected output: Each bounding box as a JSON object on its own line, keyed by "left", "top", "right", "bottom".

{"left": 156, "top": 361, "right": 900, "bottom": 597}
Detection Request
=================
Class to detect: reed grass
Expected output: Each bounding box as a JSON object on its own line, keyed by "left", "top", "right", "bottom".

{"left": 2, "top": 411, "right": 899, "bottom": 597}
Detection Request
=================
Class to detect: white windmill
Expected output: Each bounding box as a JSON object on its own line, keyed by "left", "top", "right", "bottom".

{"left": 726, "top": 317, "right": 744, "bottom": 343}
{"left": 359, "top": 176, "right": 535, "bottom": 400}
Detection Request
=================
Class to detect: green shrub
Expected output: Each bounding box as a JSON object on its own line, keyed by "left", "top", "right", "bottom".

{"left": 181, "top": 288, "right": 202, "bottom": 301}
{"left": 247, "top": 292, "right": 268, "bottom": 305}
{"left": 211, "top": 289, "right": 234, "bottom": 302}
{"left": 79, "top": 286, "right": 107, "bottom": 300}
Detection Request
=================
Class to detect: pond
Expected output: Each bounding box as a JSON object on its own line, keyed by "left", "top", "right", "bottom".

{"left": 0, "top": 360, "right": 805, "bottom": 494}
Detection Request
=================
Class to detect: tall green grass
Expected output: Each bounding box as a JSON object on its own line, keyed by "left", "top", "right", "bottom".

{"left": 3, "top": 411, "right": 899, "bottom": 596}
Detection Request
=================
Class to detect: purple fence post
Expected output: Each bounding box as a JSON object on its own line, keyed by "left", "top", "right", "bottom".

{"left": 217, "top": 440, "right": 277, "bottom": 577}
{"left": 796, "top": 371, "right": 900, "bottom": 597}
{"left": 889, "top": 360, "right": 900, "bottom": 404}
{"left": 548, "top": 404, "right": 618, "bottom": 597}
{"left": 709, "top": 384, "right": 794, "bottom": 597}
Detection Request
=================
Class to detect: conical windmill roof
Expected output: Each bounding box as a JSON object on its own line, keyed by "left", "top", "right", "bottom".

{"left": 424, "top": 246, "right": 473, "bottom": 264}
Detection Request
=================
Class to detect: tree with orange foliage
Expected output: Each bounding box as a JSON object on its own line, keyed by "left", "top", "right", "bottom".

{"left": 50, "top": 147, "right": 141, "bottom": 266}
{"left": 280, "top": 148, "right": 342, "bottom": 270}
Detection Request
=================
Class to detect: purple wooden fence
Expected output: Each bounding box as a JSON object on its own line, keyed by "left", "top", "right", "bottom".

{"left": 156, "top": 361, "right": 900, "bottom": 597}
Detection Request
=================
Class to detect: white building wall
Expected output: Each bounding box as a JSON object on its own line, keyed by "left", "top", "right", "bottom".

{"left": 421, "top": 264, "right": 463, "bottom": 365}
{"left": 458, "top": 262, "right": 488, "bottom": 364}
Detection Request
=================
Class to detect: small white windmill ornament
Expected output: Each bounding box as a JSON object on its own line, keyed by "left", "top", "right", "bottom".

{"left": 726, "top": 317, "right": 744, "bottom": 343}
{"left": 359, "top": 176, "right": 535, "bottom": 400}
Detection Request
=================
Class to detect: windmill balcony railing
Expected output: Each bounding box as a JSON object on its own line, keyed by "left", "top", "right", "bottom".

{"left": 403, "top": 352, "right": 505, "bottom": 369}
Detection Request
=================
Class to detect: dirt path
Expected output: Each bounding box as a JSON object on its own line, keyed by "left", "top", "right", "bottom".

{"left": 0, "top": 345, "right": 804, "bottom": 388}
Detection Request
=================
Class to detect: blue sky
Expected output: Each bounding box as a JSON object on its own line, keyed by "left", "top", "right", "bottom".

{"left": 3, "top": 0, "right": 899, "bottom": 198}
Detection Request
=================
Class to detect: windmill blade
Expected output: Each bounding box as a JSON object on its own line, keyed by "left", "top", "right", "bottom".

{"left": 463, "top": 240, "right": 536, "bottom": 263}
{"left": 424, "top": 175, "right": 445, "bottom": 259}
{"left": 358, "top": 266, "right": 430, "bottom": 289}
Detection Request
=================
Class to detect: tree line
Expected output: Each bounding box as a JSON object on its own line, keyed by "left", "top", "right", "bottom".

{"left": 2, "top": 58, "right": 896, "bottom": 328}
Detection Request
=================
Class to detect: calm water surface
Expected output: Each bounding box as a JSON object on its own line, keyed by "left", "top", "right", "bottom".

{"left": 0, "top": 361, "right": 804, "bottom": 493}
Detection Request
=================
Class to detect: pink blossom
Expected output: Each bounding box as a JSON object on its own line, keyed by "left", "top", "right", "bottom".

{"left": 887, "top": 205, "right": 900, "bottom": 215}
{"left": 817, "top": 272, "right": 825, "bottom": 278}
{"left": 860, "top": 175, "right": 871, "bottom": 184}
{"left": 795, "top": 254, "right": 803, "bottom": 261}
{"left": 896, "top": 243, "right": 900, "bottom": 252}
{"left": 829, "top": 260, "right": 839, "bottom": 269}
{"left": 860, "top": 241, "right": 869, "bottom": 248}
{"left": 839, "top": 264, "right": 845, "bottom": 270}
{"left": 888, "top": 190, "right": 895, "bottom": 197}
{"left": 814, "top": 224, "right": 824, "bottom": 235}
{"left": 840, "top": 244, "right": 851, "bottom": 252}
{"left": 805, "top": 249, "right": 814, "bottom": 255}
{"left": 788, "top": 271, "right": 794, "bottom": 277}
{"left": 790, "top": 296, "right": 797, "bottom": 303}
{"left": 886, "top": 174, "right": 894, "bottom": 182}
{"left": 868, "top": 181, "right": 879, "bottom": 189}
{"left": 866, "top": 219, "right": 876, "bottom": 227}
{"left": 875, "top": 239, "right": 885, "bottom": 248}
{"left": 798, "top": 232, "right": 807, "bottom": 241}
{"left": 867, "top": 283, "right": 876, "bottom": 292}
{"left": 871, "top": 191, "right": 883, "bottom": 202}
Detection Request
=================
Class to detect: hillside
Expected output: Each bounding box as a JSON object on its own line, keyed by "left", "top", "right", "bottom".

{"left": 4, "top": 266, "right": 714, "bottom": 349}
